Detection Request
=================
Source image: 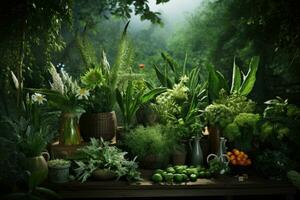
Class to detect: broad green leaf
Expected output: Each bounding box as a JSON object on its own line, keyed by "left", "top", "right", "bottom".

{"left": 230, "top": 58, "right": 242, "bottom": 93}
{"left": 161, "top": 52, "right": 177, "bottom": 73}
{"left": 207, "top": 63, "right": 221, "bottom": 102}
{"left": 216, "top": 71, "right": 229, "bottom": 92}
{"left": 239, "top": 56, "right": 260, "bottom": 96}
{"left": 141, "top": 88, "right": 167, "bottom": 104}
{"left": 154, "top": 64, "right": 173, "bottom": 88}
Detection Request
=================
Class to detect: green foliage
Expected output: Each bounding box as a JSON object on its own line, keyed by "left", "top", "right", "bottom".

{"left": 224, "top": 113, "right": 260, "bottom": 151}
{"left": 170, "top": 0, "right": 300, "bottom": 102}
{"left": 78, "top": 22, "right": 134, "bottom": 113}
{"left": 287, "top": 170, "right": 300, "bottom": 189}
{"left": 116, "top": 80, "right": 166, "bottom": 129}
{"left": 32, "top": 63, "right": 84, "bottom": 113}
{"left": 255, "top": 150, "right": 292, "bottom": 179}
{"left": 48, "top": 159, "right": 70, "bottom": 168}
{"left": 207, "top": 56, "right": 260, "bottom": 102}
{"left": 215, "top": 93, "right": 256, "bottom": 116}
{"left": 74, "top": 138, "right": 141, "bottom": 183}
{"left": 154, "top": 73, "right": 207, "bottom": 139}
{"left": 204, "top": 104, "right": 233, "bottom": 129}
{"left": 123, "top": 125, "right": 175, "bottom": 161}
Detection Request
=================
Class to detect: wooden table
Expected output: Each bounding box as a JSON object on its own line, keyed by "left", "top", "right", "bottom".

{"left": 47, "top": 170, "right": 297, "bottom": 199}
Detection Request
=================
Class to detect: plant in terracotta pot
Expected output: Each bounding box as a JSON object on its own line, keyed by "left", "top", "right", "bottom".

{"left": 73, "top": 138, "right": 141, "bottom": 183}
{"left": 48, "top": 159, "right": 71, "bottom": 183}
{"left": 122, "top": 125, "right": 175, "bottom": 169}
{"left": 204, "top": 103, "right": 234, "bottom": 154}
{"left": 78, "top": 23, "right": 133, "bottom": 141}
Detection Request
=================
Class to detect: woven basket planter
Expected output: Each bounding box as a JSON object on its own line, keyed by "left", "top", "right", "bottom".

{"left": 79, "top": 111, "right": 117, "bottom": 142}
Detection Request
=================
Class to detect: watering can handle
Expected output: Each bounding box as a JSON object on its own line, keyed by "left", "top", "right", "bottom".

{"left": 220, "top": 154, "right": 230, "bottom": 165}
{"left": 206, "top": 154, "right": 217, "bottom": 164}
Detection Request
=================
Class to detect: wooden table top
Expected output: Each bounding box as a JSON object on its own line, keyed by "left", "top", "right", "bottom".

{"left": 47, "top": 170, "right": 297, "bottom": 199}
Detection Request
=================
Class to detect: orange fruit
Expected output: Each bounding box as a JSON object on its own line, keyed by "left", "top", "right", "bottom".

{"left": 246, "top": 159, "right": 252, "bottom": 166}
{"left": 231, "top": 160, "right": 237, "bottom": 165}
{"left": 227, "top": 152, "right": 232, "bottom": 156}
{"left": 233, "top": 149, "right": 240, "bottom": 156}
{"left": 230, "top": 155, "right": 235, "bottom": 161}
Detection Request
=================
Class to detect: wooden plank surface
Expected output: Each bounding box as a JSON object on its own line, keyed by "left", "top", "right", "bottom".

{"left": 46, "top": 170, "right": 297, "bottom": 199}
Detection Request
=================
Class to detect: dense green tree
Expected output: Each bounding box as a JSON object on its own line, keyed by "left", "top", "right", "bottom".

{"left": 169, "top": 0, "right": 300, "bottom": 104}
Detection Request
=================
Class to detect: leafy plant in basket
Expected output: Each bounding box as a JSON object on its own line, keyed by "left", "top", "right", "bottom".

{"left": 73, "top": 138, "right": 141, "bottom": 183}
{"left": 78, "top": 22, "right": 132, "bottom": 141}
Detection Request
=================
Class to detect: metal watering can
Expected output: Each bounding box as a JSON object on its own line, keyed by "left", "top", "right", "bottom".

{"left": 206, "top": 137, "right": 230, "bottom": 171}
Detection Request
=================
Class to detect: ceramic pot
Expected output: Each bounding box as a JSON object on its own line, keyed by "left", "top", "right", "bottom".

{"left": 25, "top": 152, "right": 50, "bottom": 186}
{"left": 48, "top": 163, "right": 71, "bottom": 183}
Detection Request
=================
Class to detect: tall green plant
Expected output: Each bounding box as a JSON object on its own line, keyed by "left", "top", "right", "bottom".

{"left": 78, "top": 21, "right": 132, "bottom": 113}
{"left": 116, "top": 80, "right": 166, "bottom": 129}
{"left": 207, "top": 56, "right": 260, "bottom": 102}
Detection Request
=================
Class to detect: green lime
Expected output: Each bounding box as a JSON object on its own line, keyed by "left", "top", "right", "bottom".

{"left": 205, "top": 171, "right": 211, "bottom": 178}
{"left": 174, "top": 174, "right": 184, "bottom": 183}
{"left": 166, "top": 167, "right": 176, "bottom": 174}
{"left": 152, "top": 173, "right": 163, "bottom": 183}
{"left": 198, "top": 171, "right": 206, "bottom": 178}
{"left": 165, "top": 173, "right": 174, "bottom": 183}
{"left": 154, "top": 169, "right": 164, "bottom": 175}
{"left": 182, "top": 174, "right": 189, "bottom": 182}
{"left": 190, "top": 174, "right": 197, "bottom": 182}
{"left": 187, "top": 168, "right": 198, "bottom": 175}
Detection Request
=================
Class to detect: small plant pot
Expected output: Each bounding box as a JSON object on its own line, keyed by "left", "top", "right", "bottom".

{"left": 48, "top": 163, "right": 71, "bottom": 183}
{"left": 92, "top": 169, "right": 116, "bottom": 180}
{"left": 172, "top": 149, "right": 187, "bottom": 165}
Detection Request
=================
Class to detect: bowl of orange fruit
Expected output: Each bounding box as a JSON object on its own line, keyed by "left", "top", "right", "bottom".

{"left": 227, "top": 149, "right": 252, "bottom": 174}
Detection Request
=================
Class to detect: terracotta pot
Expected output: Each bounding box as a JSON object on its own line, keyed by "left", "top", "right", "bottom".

{"left": 25, "top": 152, "right": 50, "bottom": 186}
{"left": 208, "top": 126, "right": 221, "bottom": 155}
{"left": 79, "top": 111, "right": 117, "bottom": 142}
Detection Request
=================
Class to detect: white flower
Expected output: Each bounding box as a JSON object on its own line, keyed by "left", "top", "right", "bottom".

{"left": 31, "top": 93, "right": 47, "bottom": 105}
{"left": 180, "top": 75, "right": 189, "bottom": 83}
{"left": 76, "top": 88, "right": 90, "bottom": 100}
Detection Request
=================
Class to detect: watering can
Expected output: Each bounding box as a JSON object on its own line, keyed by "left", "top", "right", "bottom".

{"left": 189, "top": 135, "right": 203, "bottom": 166}
{"left": 207, "top": 137, "right": 229, "bottom": 166}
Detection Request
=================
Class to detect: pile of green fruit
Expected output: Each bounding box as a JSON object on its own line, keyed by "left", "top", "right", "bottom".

{"left": 151, "top": 165, "right": 212, "bottom": 184}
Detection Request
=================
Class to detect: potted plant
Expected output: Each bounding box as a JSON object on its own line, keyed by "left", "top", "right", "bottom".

{"left": 48, "top": 159, "right": 71, "bottom": 183}
{"left": 78, "top": 23, "right": 131, "bottom": 142}
{"left": 122, "top": 125, "right": 175, "bottom": 169}
{"left": 204, "top": 103, "right": 233, "bottom": 154}
{"left": 73, "top": 138, "right": 141, "bottom": 182}
{"left": 116, "top": 80, "right": 166, "bottom": 130}
{"left": 4, "top": 91, "right": 54, "bottom": 186}
{"left": 33, "top": 63, "right": 87, "bottom": 145}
